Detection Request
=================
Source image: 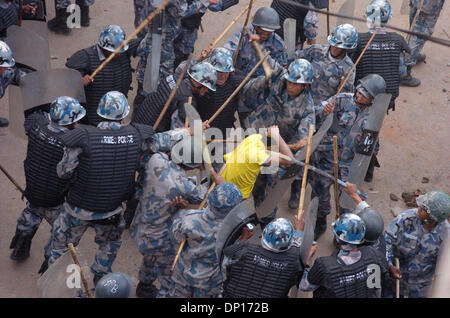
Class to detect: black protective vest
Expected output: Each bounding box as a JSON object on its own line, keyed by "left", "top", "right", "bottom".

{"left": 132, "top": 75, "right": 188, "bottom": 132}
{"left": 355, "top": 32, "right": 405, "bottom": 102}
{"left": 309, "top": 246, "right": 386, "bottom": 298}
{"left": 62, "top": 124, "right": 154, "bottom": 213}
{"left": 181, "top": 12, "right": 205, "bottom": 29}
{"left": 23, "top": 113, "right": 69, "bottom": 208}
{"left": 223, "top": 243, "right": 302, "bottom": 298}
{"left": 81, "top": 46, "right": 133, "bottom": 126}
{"left": 271, "top": 0, "right": 309, "bottom": 43}
{"left": 195, "top": 75, "right": 240, "bottom": 137}
{"left": 0, "top": 3, "right": 18, "bottom": 38}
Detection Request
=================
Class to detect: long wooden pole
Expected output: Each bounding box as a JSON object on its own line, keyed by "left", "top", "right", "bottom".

{"left": 172, "top": 164, "right": 227, "bottom": 272}
{"left": 90, "top": 0, "right": 171, "bottom": 78}
{"left": 0, "top": 164, "right": 24, "bottom": 194}
{"left": 68, "top": 243, "right": 93, "bottom": 298}
{"left": 233, "top": 0, "right": 255, "bottom": 65}
{"left": 208, "top": 51, "right": 270, "bottom": 124}
{"left": 330, "top": 28, "right": 379, "bottom": 105}
{"left": 333, "top": 136, "right": 340, "bottom": 219}
{"left": 18, "top": 0, "right": 23, "bottom": 26}
{"left": 244, "top": 26, "right": 274, "bottom": 80}
{"left": 327, "top": 0, "right": 330, "bottom": 36}
{"left": 297, "top": 125, "right": 314, "bottom": 220}
{"left": 153, "top": 55, "right": 193, "bottom": 130}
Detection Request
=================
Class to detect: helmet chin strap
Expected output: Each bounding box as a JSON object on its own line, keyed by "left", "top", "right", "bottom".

{"left": 353, "top": 93, "right": 373, "bottom": 108}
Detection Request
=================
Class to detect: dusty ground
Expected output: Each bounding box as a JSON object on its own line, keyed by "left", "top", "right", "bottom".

{"left": 0, "top": 0, "right": 449, "bottom": 298}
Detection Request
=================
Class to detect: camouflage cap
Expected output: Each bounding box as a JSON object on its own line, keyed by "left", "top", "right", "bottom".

{"left": 417, "top": 191, "right": 450, "bottom": 223}
{"left": 98, "top": 25, "right": 129, "bottom": 53}
{"left": 208, "top": 47, "right": 235, "bottom": 73}
{"left": 328, "top": 24, "right": 358, "bottom": 50}
{"left": 50, "top": 96, "right": 86, "bottom": 126}
{"left": 332, "top": 213, "right": 366, "bottom": 245}
{"left": 188, "top": 61, "right": 218, "bottom": 91}
{"left": 0, "top": 41, "right": 15, "bottom": 67}
{"left": 261, "top": 218, "right": 294, "bottom": 253}
{"left": 97, "top": 91, "right": 130, "bottom": 120}
{"left": 284, "top": 58, "right": 314, "bottom": 84}
{"left": 207, "top": 182, "right": 242, "bottom": 216}
{"left": 366, "top": 0, "right": 392, "bottom": 25}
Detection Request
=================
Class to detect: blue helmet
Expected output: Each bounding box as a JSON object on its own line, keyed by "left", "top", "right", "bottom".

{"left": 328, "top": 24, "right": 358, "bottom": 50}
{"left": 98, "top": 25, "right": 129, "bottom": 53}
{"left": 366, "top": 0, "right": 392, "bottom": 25}
{"left": 188, "top": 61, "right": 217, "bottom": 92}
{"left": 208, "top": 47, "right": 235, "bottom": 73}
{"left": 284, "top": 59, "right": 314, "bottom": 84}
{"left": 0, "top": 41, "right": 15, "bottom": 67}
{"left": 94, "top": 272, "right": 134, "bottom": 298}
{"left": 50, "top": 96, "right": 86, "bottom": 126}
{"left": 207, "top": 182, "right": 242, "bottom": 216}
{"left": 97, "top": 91, "right": 130, "bottom": 120}
{"left": 332, "top": 213, "right": 366, "bottom": 245}
{"left": 416, "top": 191, "right": 450, "bottom": 223}
{"left": 261, "top": 218, "right": 294, "bottom": 253}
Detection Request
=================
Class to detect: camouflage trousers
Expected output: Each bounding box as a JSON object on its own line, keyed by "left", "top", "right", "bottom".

{"left": 133, "top": 0, "right": 148, "bottom": 41}
{"left": 405, "top": 7, "right": 443, "bottom": 66}
{"left": 136, "top": 18, "right": 181, "bottom": 91}
{"left": 55, "top": 0, "right": 94, "bottom": 9}
{"left": 16, "top": 202, "right": 62, "bottom": 258}
{"left": 48, "top": 209, "right": 125, "bottom": 278}
{"left": 132, "top": 222, "right": 175, "bottom": 297}
{"left": 139, "top": 254, "right": 173, "bottom": 298}
{"left": 174, "top": 25, "right": 199, "bottom": 61}
{"left": 167, "top": 281, "right": 223, "bottom": 298}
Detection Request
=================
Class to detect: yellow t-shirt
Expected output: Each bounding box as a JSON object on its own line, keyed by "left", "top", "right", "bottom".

{"left": 222, "top": 134, "right": 270, "bottom": 199}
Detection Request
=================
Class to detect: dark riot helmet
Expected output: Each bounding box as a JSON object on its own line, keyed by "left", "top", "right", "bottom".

{"left": 356, "top": 74, "right": 386, "bottom": 100}
{"left": 356, "top": 208, "right": 384, "bottom": 243}
{"left": 94, "top": 272, "right": 133, "bottom": 298}
{"left": 252, "top": 7, "right": 281, "bottom": 31}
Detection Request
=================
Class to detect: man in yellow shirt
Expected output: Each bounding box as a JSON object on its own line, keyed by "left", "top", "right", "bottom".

{"left": 212, "top": 126, "right": 294, "bottom": 200}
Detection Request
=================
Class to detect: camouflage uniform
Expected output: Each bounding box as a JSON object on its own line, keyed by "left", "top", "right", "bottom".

{"left": 168, "top": 183, "right": 242, "bottom": 297}
{"left": 241, "top": 58, "right": 315, "bottom": 144}
{"left": 49, "top": 122, "right": 183, "bottom": 279}
{"left": 309, "top": 93, "right": 358, "bottom": 218}
{"left": 136, "top": 0, "right": 212, "bottom": 90}
{"left": 130, "top": 144, "right": 209, "bottom": 297}
{"left": 55, "top": 0, "right": 94, "bottom": 9}
{"left": 295, "top": 44, "right": 355, "bottom": 105}
{"left": 384, "top": 209, "right": 450, "bottom": 298}
{"left": 303, "top": 6, "right": 319, "bottom": 43}
{"left": 404, "top": 0, "right": 445, "bottom": 67}
{"left": 223, "top": 24, "right": 288, "bottom": 82}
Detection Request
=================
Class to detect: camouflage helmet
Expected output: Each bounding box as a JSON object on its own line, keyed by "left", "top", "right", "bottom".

{"left": 207, "top": 182, "right": 242, "bottom": 216}
{"left": 94, "top": 272, "right": 134, "bottom": 298}
{"left": 50, "top": 96, "right": 86, "bottom": 126}
{"left": 332, "top": 213, "right": 366, "bottom": 245}
{"left": 416, "top": 191, "right": 450, "bottom": 223}
{"left": 97, "top": 91, "right": 130, "bottom": 120}
{"left": 284, "top": 58, "right": 314, "bottom": 84}
{"left": 328, "top": 24, "right": 358, "bottom": 49}
{"left": 366, "top": 0, "right": 392, "bottom": 25}
{"left": 0, "top": 41, "right": 15, "bottom": 67}
{"left": 356, "top": 208, "right": 384, "bottom": 243}
{"left": 171, "top": 136, "right": 204, "bottom": 169}
{"left": 98, "top": 25, "right": 129, "bottom": 54}
{"left": 357, "top": 74, "right": 386, "bottom": 99}
{"left": 188, "top": 61, "right": 217, "bottom": 91}
{"left": 252, "top": 7, "right": 280, "bottom": 31}
{"left": 208, "top": 47, "right": 235, "bottom": 73}
{"left": 261, "top": 218, "right": 294, "bottom": 253}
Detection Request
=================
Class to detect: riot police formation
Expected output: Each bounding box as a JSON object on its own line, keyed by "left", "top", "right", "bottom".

{"left": 0, "top": 0, "right": 448, "bottom": 299}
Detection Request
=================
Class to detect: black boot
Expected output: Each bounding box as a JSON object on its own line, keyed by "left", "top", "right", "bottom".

{"left": 76, "top": 1, "right": 90, "bottom": 27}
{"left": 400, "top": 66, "right": 421, "bottom": 87}
{"left": 416, "top": 53, "right": 426, "bottom": 64}
{"left": 47, "top": 8, "right": 71, "bottom": 35}
{"left": 136, "top": 281, "right": 158, "bottom": 298}
{"left": 38, "top": 257, "right": 49, "bottom": 274}
{"left": 365, "top": 155, "right": 380, "bottom": 183}
{"left": 314, "top": 216, "right": 327, "bottom": 241}
{"left": 124, "top": 198, "right": 139, "bottom": 229}
{"left": 288, "top": 180, "right": 301, "bottom": 210}
{"left": 10, "top": 231, "right": 33, "bottom": 261}
{"left": 0, "top": 117, "right": 9, "bottom": 127}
